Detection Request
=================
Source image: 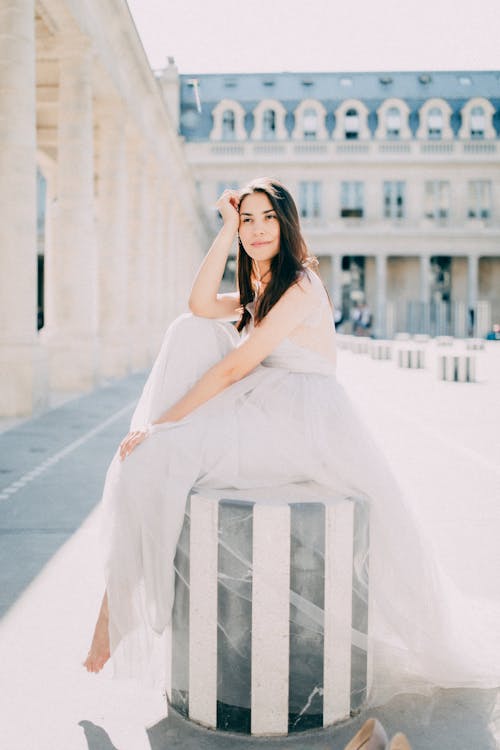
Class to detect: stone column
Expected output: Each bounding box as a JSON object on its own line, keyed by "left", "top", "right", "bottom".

{"left": 467, "top": 254, "right": 479, "bottom": 335}
{"left": 329, "top": 253, "right": 342, "bottom": 311}
{"left": 155, "top": 182, "right": 171, "bottom": 334}
{"left": 127, "top": 142, "right": 150, "bottom": 370}
{"left": 165, "top": 197, "right": 180, "bottom": 323}
{"left": 467, "top": 254, "right": 478, "bottom": 311}
{"left": 42, "top": 37, "right": 98, "bottom": 391}
{"left": 96, "top": 101, "right": 129, "bottom": 378}
{"left": 374, "top": 254, "right": 387, "bottom": 338}
{"left": 419, "top": 254, "right": 431, "bottom": 333}
{"left": 146, "top": 166, "right": 165, "bottom": 356}
{"left": 0, "top": 0, "right": 46, "bottom": 415}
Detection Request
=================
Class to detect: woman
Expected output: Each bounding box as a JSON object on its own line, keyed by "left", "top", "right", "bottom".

{"left": 84, "top": 178, "right": 499, "bottom": 710}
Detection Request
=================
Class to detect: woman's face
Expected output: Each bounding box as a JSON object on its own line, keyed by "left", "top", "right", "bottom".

{"left": 238, "top": 191, "right": 280, "bottom": 263}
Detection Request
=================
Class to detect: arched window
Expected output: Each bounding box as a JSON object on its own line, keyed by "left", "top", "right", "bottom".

{"left": 470, "top": 106, "right": 485, "bottom": 139}
{"left": 262, "top": 109, "right": 276, "bottom": 139}
{"left": 221, "top": 109, "right": 235, "bottom": 140}
{"left": 386, "top": 107, "right": 401, "bottom": 138}
{"left": 303, "top": 108, "right": 318, "bottom": 139}
{"left": 344, "top": 108, "right": 359, "bottom": 139}
{"left": 427, "top": 107, "right": 443, "bottom": 139}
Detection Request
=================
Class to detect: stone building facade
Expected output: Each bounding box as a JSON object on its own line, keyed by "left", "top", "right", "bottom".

{"left": 173, "top": 68, "right": 500, "bottom": 338}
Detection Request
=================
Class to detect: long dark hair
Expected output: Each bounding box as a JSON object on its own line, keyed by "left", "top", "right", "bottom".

{"left": 235, "top": 177, "right": 319, "bottom": 332}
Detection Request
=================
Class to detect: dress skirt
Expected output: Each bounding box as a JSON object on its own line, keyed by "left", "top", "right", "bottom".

{"left": 99, "top": 313, "right": 500, "bottom": 704}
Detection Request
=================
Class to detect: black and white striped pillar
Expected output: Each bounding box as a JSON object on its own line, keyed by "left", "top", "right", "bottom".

{"left": 167, "top": 493, "right": 370, "bottom": 736}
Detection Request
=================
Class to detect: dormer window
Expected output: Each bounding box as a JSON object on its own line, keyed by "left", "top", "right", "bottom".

{"left": 251, "top": 99, "right": 287, "bottom": 140}
{"left": 292, "top": 99, "right": 327, "bottom": 140}
{"left": 263, "top": 109, "right": 276, "bottom": 139}
{"left": 375, "top": 98, "right": 411, "bottom": 140}
{"left": 222, "top": 109, "right": 235, "bottom": 140}
{"left": 303, "top": 108, "right": 318, "bottom": 139}
{"left": 210, "top": 99, "right": 247, "bottom": 141}
{"left": 333, "top": 99, "right": 370, "bottom": 141}
{"left": 470, "top": 106, "right": 485, "bottom": 139}
{"left": 417, "top": 98, "right": 452, "bottom": 140}
{"left": 458, "top": 97, "right": 494, "bottom": 140}
{"left": 345, "top": 108, "right": 359, "bottom": 139}
{"left": 386, "top": 107, "right": 401, "bottom": 139}
{"left": 427, "top": 107, "right": 443, "bottom": 139}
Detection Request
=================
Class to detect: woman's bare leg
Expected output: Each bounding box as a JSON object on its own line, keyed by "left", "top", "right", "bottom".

{"left": 83, "top": 591, "right": 111, "bottom": 673}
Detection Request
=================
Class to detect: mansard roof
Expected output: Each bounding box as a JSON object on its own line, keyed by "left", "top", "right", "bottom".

{"left": 179, "top": 70, "right": 500, "bottom": 139}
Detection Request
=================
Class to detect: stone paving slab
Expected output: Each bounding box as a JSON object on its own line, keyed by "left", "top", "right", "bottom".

{"left": 0, "top": 347, "right": 499, "bottom": 750}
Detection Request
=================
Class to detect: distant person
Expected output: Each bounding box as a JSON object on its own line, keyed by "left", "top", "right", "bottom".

{"left": 333, "top": 306, "right": 344, "bottom": 330}
{"left": 485, "top": 323, "right": 500, "bottom": 340}
{"left": 359, "top": 302, "right": 372, "bottom": 336}
{"left": 351, "top": 302, "right": 362, "bottom": 335}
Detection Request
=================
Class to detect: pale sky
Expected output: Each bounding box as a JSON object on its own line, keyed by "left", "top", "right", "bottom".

{"left": 126, "top": 0, "right": 500, "bottom": 74}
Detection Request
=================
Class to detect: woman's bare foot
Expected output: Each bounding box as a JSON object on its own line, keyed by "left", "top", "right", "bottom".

{"left": 84, "top": 592, "right": 111, "bottom": 673}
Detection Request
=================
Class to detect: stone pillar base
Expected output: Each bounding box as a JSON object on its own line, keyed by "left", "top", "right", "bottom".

{"left": 0, "top": 342, "right": 48, "bottom": 417}
{"left": 42, "top": 332, "right": 99, "bottom": 392}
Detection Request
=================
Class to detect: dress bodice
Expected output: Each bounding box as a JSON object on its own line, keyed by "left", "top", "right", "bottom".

{"left": 243, "top": 295, "right": 337, "bottom": 377}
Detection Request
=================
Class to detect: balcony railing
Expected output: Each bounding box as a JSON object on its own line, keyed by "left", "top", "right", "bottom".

{"left": 186, "top": 138, "right": 499, "bottom": 163}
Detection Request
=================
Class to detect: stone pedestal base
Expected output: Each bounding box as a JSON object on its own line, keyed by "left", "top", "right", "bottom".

{"left": 168, "top": 491, "right": 370, "bottom": 737}
{"left": 0, "top": 341, "right": 48, "bottom": 417}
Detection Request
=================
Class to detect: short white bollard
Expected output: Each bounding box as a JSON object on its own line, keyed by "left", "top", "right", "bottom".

{"left": 337, "top": 334, "right": 355, "bottom": 351}
{"left": 350, "top": 339, "right": 370, "bottom": 354}
{"left": 413, "top": 334, "right": 431, "bottom": 344}
{"left": 437, "top": 354, "right": 476, "bottom": 382}
{"left": 435, "top": 336, "right": 455, "bottom": 347}
{"left": 394, "top": 332, "right": 411, "bottom": 341}
{"left": 397, "top": 347, "right": 425, "bottom": 369}
{"left": 465, "top": 338, "right": 485, "bottom": 351}
{"left": 168, "top": 492, "right": 370, "bottom": 736}
{"left": 370, "top": 341, "right": 392, "bottom": 360}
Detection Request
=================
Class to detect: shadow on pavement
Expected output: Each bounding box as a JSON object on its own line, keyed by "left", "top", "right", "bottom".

{"left": 0, "top": 374, "right": 144, "bottom": 618}
{"left": 143, "top": 687, "right": 500, "bottom": 750}
{"left": 79, "top": 721, "right": 120, "bottom": 750}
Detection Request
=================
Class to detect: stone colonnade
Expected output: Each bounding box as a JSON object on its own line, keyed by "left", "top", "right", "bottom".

{"left": 0, "top": 0, "right": 206, "bottom": 416}
{"left": 327, "top": 252, "right": 481, "bottom": 337}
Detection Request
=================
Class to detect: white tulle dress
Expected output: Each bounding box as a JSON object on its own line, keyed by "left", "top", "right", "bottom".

{"left": 99, "top": 268, "right": 500, "bottom": 705}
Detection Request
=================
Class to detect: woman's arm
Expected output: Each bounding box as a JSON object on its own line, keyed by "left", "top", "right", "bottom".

{"left": 155, "top": 275, "right": 317, "bottom": 425}
{"left": 188, "top": 189, "right": 242, "bottom": 319}
{"left": 119, "top": 274, "right": 317, "bottom": 460}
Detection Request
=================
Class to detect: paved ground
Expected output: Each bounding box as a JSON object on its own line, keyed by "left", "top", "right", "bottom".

{"left": 0, "top": 339, "right": 499, "bottom": 750}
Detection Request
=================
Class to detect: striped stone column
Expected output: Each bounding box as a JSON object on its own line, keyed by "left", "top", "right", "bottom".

{"left": 168, "top": 493, "right": 370, "bottom": 736}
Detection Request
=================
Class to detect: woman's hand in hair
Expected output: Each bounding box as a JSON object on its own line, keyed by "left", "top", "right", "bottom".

{"left": 215, "top": 189, "right": 240, "bottom": 232}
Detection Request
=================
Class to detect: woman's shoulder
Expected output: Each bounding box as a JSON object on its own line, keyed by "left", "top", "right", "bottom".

{"left": 296, "top": 266, "right": 324, "bottom": 295}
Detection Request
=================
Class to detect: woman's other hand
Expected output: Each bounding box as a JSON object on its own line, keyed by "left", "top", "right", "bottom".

{"left": 215, "top": 189, "right": 240, "bottom": 231}
{"left": 119, "top": 429, "right": 149, "bottom": 461}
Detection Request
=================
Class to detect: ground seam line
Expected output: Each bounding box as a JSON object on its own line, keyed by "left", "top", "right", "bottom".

{"left": 0, "top": 401, "right": 135, "bottom": 503}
